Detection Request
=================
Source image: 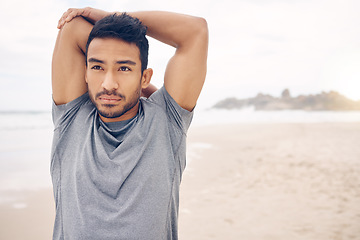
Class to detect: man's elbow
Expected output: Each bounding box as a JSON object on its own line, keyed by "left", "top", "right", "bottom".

{"left": 57, "top": 16, "right": 91, "bottom": 52}
{"left": 195, "top": 17, "right": 208, "bottom": 39}
{"left": 193, "top": 17, "right": 209, "bottom": 52}
{"left": 183, "top": 17, "right": 208, "bottom": 49}
{"left": 59, "top": 16, "right": 80, "bottom": 33}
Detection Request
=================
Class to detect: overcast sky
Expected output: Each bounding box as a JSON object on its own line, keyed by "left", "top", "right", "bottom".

{"left": 0, "top": 0, "right": 359, "bottom": 111}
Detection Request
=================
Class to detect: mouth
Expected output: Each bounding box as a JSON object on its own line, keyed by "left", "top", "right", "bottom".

{"left": 98, "top": 96, "right": 122, "bottom": 104}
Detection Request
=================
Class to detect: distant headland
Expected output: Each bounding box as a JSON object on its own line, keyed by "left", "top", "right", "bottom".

{"left": 212, "top": 89, "right": 360, "bottom": 111}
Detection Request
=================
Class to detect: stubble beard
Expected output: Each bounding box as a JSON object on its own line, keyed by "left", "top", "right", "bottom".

{"left": 89, "top": 85, "right": 141, "bottom": 119}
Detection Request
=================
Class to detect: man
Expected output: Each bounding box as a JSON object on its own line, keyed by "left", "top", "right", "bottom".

{"left": 51, "top": 7, "right": 208, "bottom": 240}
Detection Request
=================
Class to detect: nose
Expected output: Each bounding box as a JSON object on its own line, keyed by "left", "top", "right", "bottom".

{"left": 101, "top": 72, "right": 119, "bottom": 91}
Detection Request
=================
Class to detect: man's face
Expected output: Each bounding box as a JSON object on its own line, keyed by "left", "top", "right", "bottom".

{"left": 86, "top": 38, "right": 148, "bottom": 122}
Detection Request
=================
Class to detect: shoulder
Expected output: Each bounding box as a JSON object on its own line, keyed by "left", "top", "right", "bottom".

{"left": 52, "top": 92, "right": 94, "bottom": 129}
{"left": 140, "top": 87, "right": 194, "bottom": 132}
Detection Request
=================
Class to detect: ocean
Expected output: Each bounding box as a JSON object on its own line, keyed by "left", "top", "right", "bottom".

{"left": 0, "top": 112, "right": 53, "bottom": 199}
{"left": 1, "top": 109, "right": 360, "bottom": 202}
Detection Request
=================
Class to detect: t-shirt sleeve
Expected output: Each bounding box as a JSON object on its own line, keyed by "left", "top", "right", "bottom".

{"left": 52, "top": 93, "right": 90, "bottom": 129}
{"left": 148, "top": 86, "right": 194, "bottom": 133}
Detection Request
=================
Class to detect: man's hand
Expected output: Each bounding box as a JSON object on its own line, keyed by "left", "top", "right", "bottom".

{"left": 57, "top": 7, "right": 110, "bottom": 29}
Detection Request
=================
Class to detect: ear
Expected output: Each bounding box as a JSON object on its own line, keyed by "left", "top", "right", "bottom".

{"left": 141, "top": 68, "right": 153, "bottom": 89}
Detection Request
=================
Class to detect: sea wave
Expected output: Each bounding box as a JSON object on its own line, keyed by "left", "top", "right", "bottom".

{"left": 0, "top": 112, "right": 52, "bottom": 131}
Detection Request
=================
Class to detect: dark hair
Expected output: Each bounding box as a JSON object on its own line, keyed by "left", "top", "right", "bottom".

{"left": 85, "top": 13, "right": 149, "bottom": 72}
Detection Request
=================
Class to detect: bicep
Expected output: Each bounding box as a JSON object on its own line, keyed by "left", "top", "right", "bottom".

{"left": 52, "top": 17, "right": 93, "bottom": 105}
{"left": 163, "top": 20, "right": 208, "bottom": 111}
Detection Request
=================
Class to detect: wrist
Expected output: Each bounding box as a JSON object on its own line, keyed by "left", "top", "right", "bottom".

{"left": 86, "top": 7, "right": 112, "bottom": 23}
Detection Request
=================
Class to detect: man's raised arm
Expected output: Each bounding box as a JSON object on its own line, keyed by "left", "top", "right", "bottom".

{"left": 53, "top": 8, "right": 115, "bottom": 105}
{"left": 52, "top": 17, "right": 91, "bottom": 105}
{"left": 131, "top": 11, "right": 208, "bottom": 111}
{"left": 58, "top": 8, "right": 208, "bottom": 111}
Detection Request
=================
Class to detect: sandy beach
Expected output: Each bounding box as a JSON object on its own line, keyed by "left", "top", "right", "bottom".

{"left": 180, "top": 122, "right": 360, "bottom": 240}
{"left": 1, "top": 122, "right": 360, "bottom": 239}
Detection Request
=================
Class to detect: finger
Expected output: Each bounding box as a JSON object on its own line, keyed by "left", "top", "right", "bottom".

{"left": 58, "top": 8, "right": 84, "bottom": 29}
{"left": 60, "top": 8, "right": 73, "bottom": 22}
{"left": 64, "top": 10, "right": 81, "bottom": 22}
{"left": 58, "top": 16, "right": 67, "bottom": 29}
{"left": 57, "top": 9, "right": 72, "bottom": 28}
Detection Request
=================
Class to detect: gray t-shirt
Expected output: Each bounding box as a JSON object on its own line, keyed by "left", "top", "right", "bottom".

{"left": 51, "top": 87, "right": 193, "bottom": 240}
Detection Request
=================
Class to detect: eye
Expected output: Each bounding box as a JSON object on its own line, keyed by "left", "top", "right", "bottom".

{"left": 119, "top": 66, "right": 131, "bottom": 72}
{"left": 91, "top": 65, "right": 103, "bottom": 70}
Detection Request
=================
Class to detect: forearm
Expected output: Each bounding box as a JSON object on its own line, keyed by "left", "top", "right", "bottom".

{"left": 59, "top": 8, "right": 208, "bottom": 49}
{"left": 58, "top": 7, "right": 111, "bottom": 29}
{"left": 127, "top": 11, "right": 208, "bottom": 49}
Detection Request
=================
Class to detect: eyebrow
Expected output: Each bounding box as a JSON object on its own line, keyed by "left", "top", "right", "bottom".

{"left": 88, "top": 58, "right": 104, "bottom": 64}
{"left": 116, "top": 60, "right": 136, "bottom": 65}
{"left": 88, "top": 58, "right": 136, "bottom": 65}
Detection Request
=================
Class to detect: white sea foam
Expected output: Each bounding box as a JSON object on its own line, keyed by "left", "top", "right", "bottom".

{"left": 186, "top": 142, "right": 213, "bottom": 164}
{"left": 12, "top": 203, "right": 28, "bottom": 209}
